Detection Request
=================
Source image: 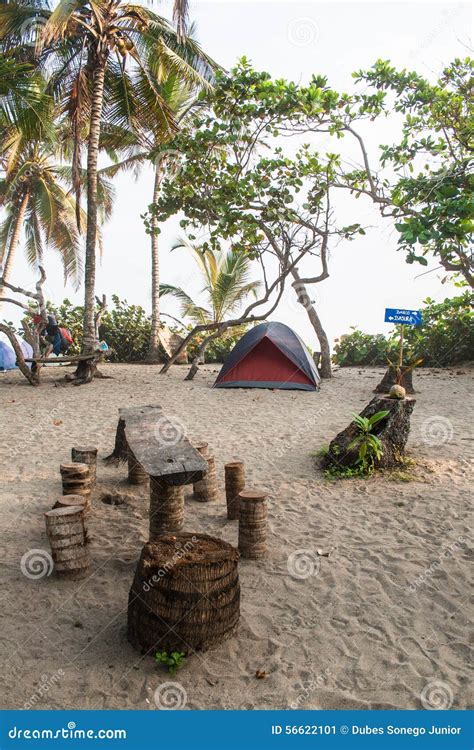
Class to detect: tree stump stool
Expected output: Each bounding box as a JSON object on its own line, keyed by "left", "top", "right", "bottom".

{"left": 323, "top": 396, "right": 416, "bottom": 471}
{"left": 193, "top": 441, "right": 209, "bottom": 458}
{"left": 193, "top": 455, "right": 218, "bottom": 502}
{"left": 60, "top": 463, "right": 91, "bottom": 500}
{"left": 238, "top": 490, "right": 268, "bottom": 559}
{"left": 71, "top": 446, "right": 98, "bottom": 485}
{"left": 375, "top": 365, "right": 415, "bottom": 394}
{"left": 127, "top": 533, "right": 240, "bottom": 654}
{"left": 44, "top": 506, "right": 90, "bottom": 580}
{"left": 149, "top": 478, "right": 184, "bottom": 541}
{"left": 127, "top": 447, "right": 149, "bottom": 485}
{"left": 225, "top": 461, "right": 245, "bottom": 520}
{"left": 53, "top": 494, "right": 89, "bottom": 515}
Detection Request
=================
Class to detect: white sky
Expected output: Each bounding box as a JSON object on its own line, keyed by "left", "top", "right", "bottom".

{"left": 4, "top": 1, "right": 472, "bottom": 350}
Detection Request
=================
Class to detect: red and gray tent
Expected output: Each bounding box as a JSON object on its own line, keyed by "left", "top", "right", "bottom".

{"left": 214, "top": 321, "right": 320, "bottom": 391}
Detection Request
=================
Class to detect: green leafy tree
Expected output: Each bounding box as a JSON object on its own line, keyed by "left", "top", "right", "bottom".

{"left": 100, "top": 50, "right": 216, "bottom": 360}
{"left": 148, "top": 60, "right": 365, "bottom": 378}
{"left": 333, "top": 292, "right": 474, "bottom": 368}
{"left": 348, "top": 58, "right": 473, "bottom": 286}
{"left": 0, "top": 0, "right": 213, "bottom": 352}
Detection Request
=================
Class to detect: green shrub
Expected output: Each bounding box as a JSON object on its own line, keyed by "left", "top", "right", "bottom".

{"left": 187, "top": 324, "right": 248, "bottom": 363}
{"left": 332, "top": 329, "right": 395, "bottom": 367}
{"left": 99, "top": 296, "right": 152, "bottom": 362}
{"left": 14, "top": 297, "right": 245, "bottom": 363}
{"left": 333, "top": 293, "right": 473, "bottom": 368}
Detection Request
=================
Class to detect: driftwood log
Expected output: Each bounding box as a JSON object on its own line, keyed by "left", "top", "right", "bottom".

{"left": 44, "top": 506, "right": 90, "bottom": 579}
{"left": 149, "top": 479, "right": 184, "bottom": 540}
{"left": 60, "top": 463, "right": 92, "bottom": 502}
{"left": 127, "top": 534, "right": 240, "bottom": 654}
{"left": 225, "top": 461, "right": 246, "bottom": 520}
{"left": 238, "top": 490, "right": 268, "bottom": 559}
{"left": 324, "top": 395, "right": 416, "bottom": 471}
{"left": 71, "top": 446, "right": 98, "bottom": 485}
{"left": 375, "top": 365, "right": 415, "bottom": 394}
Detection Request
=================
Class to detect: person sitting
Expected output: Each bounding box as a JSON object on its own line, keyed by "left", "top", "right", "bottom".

{"left": 34, "top": 313, "right": 74, "bottom": 356}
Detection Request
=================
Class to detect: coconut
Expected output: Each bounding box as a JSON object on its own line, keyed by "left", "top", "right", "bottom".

{"left": 389, "top": 384, "right": 406, "bottom": 399}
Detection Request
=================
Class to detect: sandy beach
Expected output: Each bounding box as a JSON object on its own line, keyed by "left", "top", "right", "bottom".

{"left": 0, "top": 363, "right": 472, "bottom": 711}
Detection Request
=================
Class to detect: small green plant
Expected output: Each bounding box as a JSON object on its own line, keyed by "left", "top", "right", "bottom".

{"left": 154, "top": 651, "right": 186, "bottom": 676}
{"left": 323, "top": 464, "right": 367, "bottom": 480}
{"left": 348, "top": 410, "right": 389, "bottom": 474}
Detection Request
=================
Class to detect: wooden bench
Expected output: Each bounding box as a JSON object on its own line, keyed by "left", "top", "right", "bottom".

{"left": 24, "top": 353, "right": 100, "bottom": 365}
{"left": 109, "top": 405, "right": 207, "bottom": 486}
{"left": 25, "top": 352, "right": 106, "bottom": 384}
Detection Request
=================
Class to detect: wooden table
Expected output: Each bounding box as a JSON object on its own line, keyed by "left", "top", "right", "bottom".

{"left": 119, "top": 404, "right": 207, "bottom": 486}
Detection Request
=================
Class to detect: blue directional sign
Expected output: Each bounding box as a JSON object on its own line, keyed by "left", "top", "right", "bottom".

{"left": 384, "top": 308, "right": 422, "bottom": 326}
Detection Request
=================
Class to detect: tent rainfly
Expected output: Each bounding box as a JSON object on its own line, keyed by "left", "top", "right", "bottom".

{"left": 213, "top": 321, "right": 320, "bottom": 391}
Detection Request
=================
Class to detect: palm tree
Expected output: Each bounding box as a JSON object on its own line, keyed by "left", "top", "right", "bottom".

{"left": 0, "top": 0, "right": 214, "bottom": 351}
{"left": 99, "top": 72, "right": 213, "bottom": 360}
{"left": 0, "top": 143, "right": 84, "bottom": 298}
{"left": 161, "top": 239, "right": 261, "bottom": 337}
{"left": 0, "top": 66, "right": 89, "bottom": 306}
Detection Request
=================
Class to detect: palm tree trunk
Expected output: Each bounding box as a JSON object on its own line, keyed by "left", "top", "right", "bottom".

{"left": 291, "top": 268, "right": 332, "bottom": 379}
{"left": 0, "top": 192, "right": 29, "bottom": 308}
{"left": 82, "top": 62, "right": 106, "bottom": 353}
{"left": 147, "top": 165, "right": 162, "bottom": 361}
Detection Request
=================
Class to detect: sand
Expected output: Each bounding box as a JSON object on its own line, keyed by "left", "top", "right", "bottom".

{"left": 0, "top": 363, "right": 472, "bottom": 711}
